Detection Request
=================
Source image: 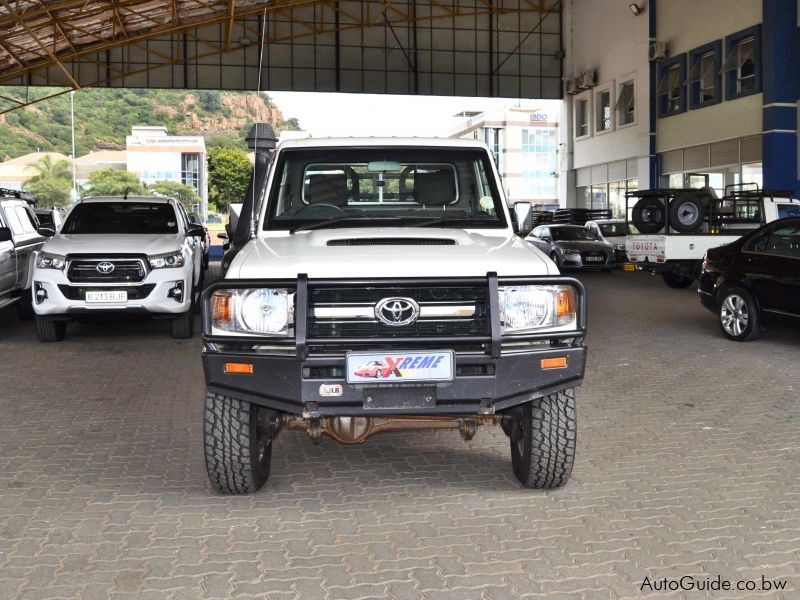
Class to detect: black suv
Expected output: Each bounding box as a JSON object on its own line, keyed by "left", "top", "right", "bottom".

{"left": 699, "top": 217, "right": 800, "bottom": 341}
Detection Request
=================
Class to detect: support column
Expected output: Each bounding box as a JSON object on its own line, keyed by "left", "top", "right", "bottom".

{"left": 762, "top": 0, "right": 799, "bottom": 196}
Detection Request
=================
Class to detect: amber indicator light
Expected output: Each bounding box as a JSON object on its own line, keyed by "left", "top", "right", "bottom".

{"left": 224, "top": 362, "right": 254, "bottom": 374}
{"left": 541, "top": 357, "right": 568, "bottom": 370}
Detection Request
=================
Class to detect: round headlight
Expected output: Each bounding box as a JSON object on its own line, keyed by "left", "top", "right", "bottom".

{"left": 238, "top": 289, "right": 289, "bottom": 334}
{"left": 502, "top": 287, "right": 551, "bottom": 330}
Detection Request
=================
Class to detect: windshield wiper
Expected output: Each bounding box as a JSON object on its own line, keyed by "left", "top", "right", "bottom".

{"left": 291, "top": 216, "right": 412, "bottom": 234}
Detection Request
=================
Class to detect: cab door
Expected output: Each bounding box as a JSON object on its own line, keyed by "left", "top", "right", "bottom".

{"left": 6, "top": 204, "right": 46, "bottom": 289}
{"left": 742, "top": 222, "right": 800, "bottom": 317}
{"left": 0, "top": 206, "right": 17, "bottom": 297}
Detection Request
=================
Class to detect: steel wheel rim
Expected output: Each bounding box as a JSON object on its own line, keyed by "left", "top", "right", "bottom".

{"left": 678, "top": 203, "right": 699, "bottom": 225}
{"left": 720, "top": 294, "right": 749, "bottom": 337}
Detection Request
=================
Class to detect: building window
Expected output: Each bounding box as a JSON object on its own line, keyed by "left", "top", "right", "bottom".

{"left": 574, "top": 95, "right": 589, "bottom": 139}
{"left": 725, "top": 26, "right": 762, "bottom": 100}
{"left": 484, "top": 128, "right": 502, "bottom": 169}
{"left": 181, "top": 153, "right": 200, "bottom": 193}
{"left": 520, "top": 128, "right": 557, "bottom": 199}
{"left": 657, "top": 55, "right": 687, "bottom": 117}
{"left": 615, "top": 81, "right": 635, "bottom": 126}
{"left": 688, "top": 41, "right": 722, "bottom": 109}
{"left": 595, "top": 88, "right": 612, "bottom": 133}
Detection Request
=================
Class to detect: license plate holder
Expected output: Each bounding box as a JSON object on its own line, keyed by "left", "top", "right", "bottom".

{"left": 585, "top": 256, "right": 604, "bottom": 262}
{"left": 346, "top": 350, "right": 455, "bottom": 384}
{"left": 85, "top": 290, "right": 128, "bottom": 303}
{"left": 363, "top": 386, "right": 437, "bottom": 409}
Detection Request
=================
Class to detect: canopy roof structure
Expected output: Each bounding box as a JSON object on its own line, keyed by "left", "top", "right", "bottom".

{"left": 0, "top": 0, "right": 562, "bottom": 113}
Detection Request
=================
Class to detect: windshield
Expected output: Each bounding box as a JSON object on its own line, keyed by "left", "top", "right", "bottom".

{"left": 264, "top": 147, "right": 507, "bottom": 230}
{"left": 62, "top": 202, "right": 178, "bottom": 234}
{"left": 552, "top": 227, "right": 599, "bottom": 242}
{"left": 598, "top": 222, "right": 630, "bottom": 237}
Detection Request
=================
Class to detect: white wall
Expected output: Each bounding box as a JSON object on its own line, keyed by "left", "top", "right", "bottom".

{"left": 566, "top": 0, "right": 651, "bottom": 172}
{"left": 657, "top": 94, "right": 762, "bottom": 152}
{"left": 657, "top": 0, "right": 760, "bottom": 56}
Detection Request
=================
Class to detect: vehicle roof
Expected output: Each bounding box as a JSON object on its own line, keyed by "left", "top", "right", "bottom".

{"left": 78, "top": 196, "right": 172, "bottom": 204}
{"left": 587, "top": 218, "right": 625, "bottom": 224}
{"left": 276, "top": 137, "right": 491, "bottom": 151}
{"left": 547, "top": 224, "right": 588, "bottom": 229}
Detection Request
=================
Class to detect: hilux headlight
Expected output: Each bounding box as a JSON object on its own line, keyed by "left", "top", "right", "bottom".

{"left": 36, "top": 252, "right": 66, "bottom": 270}
{"left": 149, "top": 251, "right": 185, "bottom": 269}
{"left": 211, "top": 288, "right": 294, "bottom": 336}
{"left": 498, "top": 285, "right": 577, "bottom": 334}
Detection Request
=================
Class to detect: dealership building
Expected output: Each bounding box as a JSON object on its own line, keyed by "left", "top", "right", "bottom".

{"left": 560, "top": 0, "right": 798, "bottom": 216}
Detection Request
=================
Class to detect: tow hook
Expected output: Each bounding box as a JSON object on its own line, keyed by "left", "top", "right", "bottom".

{"left": 459, "top": 418, "right": 477, "bottom": 441}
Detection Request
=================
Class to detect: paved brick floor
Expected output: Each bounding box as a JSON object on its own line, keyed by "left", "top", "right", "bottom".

{"left": 1, "top": 268, "right": 799, "bottom": 600}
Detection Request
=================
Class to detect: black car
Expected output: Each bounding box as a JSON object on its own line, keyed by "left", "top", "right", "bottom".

{"left": 699, "top": 217, "right": 800, "bottom": 341}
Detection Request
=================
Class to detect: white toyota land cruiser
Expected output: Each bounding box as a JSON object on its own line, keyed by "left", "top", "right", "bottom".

{"left": 202, "top": 138, "right": 587, "bottom": 494}
{"left": 32, "top": 196, "right": 205, "bottom": 341}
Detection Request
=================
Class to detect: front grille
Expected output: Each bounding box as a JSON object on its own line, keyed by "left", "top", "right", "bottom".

{"left": 307, "top": 285, "right": 488, "bottom": 339}
{"left": 66, "top": 257, "right": 147, "bottom": 283}
{"left": 327, "top": 238, "right": 457, "bottom": 246}
{"left": 58, "top": 284, "right": 156, "bottom": 301}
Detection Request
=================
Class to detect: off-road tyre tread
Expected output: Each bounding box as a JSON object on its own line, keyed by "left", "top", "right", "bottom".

{"left": 35, "top": 317, "right": 66, "bottom": 342}
{"left": 170, "top": 303, "right": 194, "bottom": 338}
{"left": 204, "top": 391, "right": 271, "bottom": 494}
{"left": 511, "top": 388, "right": 576, "bottom": 489}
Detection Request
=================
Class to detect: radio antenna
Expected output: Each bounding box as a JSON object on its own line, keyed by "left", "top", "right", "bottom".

{"left": 250, "top": 6, "right": 269, "bottom": 238}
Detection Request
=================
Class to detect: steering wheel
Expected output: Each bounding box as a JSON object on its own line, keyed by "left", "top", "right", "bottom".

{"left": 294, "top": 203, "right": 347, "bottom": 219}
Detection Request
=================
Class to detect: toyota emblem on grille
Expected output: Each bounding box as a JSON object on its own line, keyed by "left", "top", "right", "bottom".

{"left": 375, "top": 297, "right": 419, "bottom": 327}
{"left": 96, "top": 262, "right": 115, "bottom": 274}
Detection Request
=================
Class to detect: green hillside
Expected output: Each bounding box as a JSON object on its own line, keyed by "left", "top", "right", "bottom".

{"left": 0, "top": 88, "right": 299, "bottom": 160}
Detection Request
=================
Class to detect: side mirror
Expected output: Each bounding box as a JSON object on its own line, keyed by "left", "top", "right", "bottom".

{"left": 541, "top": 236, "right": 552, "bottom": 243}
{"left": 37, "top": 227, "right": 55, "bottom": 237}
{"left": 216, "top": 232, "right": 229, "bottom": 241}
{"left": 0, "top": 227, "right": 11, "bottom": 242}
{"left": 512, "top": 202, "right": 533, "bottom": 236}
{"left": 186, "top": 224, "right": 205, "bottom": 237}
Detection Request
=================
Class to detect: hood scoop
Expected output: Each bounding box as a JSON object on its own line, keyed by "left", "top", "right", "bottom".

{"left": 327, "top": 237, "right": 457, "bottom": 246}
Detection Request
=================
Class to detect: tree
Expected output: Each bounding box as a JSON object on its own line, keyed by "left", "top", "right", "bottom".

{"left": 23, "top": 155, "right": 73, "bottom": 208}
{"left": 207, "top": 146, "right": 252, "bottom": 212}
{"left": 149, "top": 180, "right": 201, "bottom": 211}
{"left": 84, "top": 168, "right": 147, "bottom": 197}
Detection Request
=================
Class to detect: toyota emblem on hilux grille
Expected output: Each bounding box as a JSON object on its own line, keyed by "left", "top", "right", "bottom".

{"left": 375, "top": 297, "right": 419, "bottom": 327}
{"left": 96, "top": 262, "right": 115, "bottom": 274}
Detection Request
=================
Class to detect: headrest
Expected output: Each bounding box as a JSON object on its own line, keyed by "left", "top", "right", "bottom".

{"left": 306, "top": 173, "right": 349, "bottom": 206}
{"left": 414, "top": 169, "right": 456, "bottom": 206}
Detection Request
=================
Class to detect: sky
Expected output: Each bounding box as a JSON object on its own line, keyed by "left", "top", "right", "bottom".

{"left": 267, "top": 91, "right": 562, "bottom": 138}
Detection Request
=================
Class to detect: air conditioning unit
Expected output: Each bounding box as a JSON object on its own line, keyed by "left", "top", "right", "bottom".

{"left": 578, "top": 70, "right": 597, "bottom": 90}
{"left": 564, "top": 77, "right": 579, "bottom": 95}
{"left": 648, "top": 41, "right": 668, "bottom": 62}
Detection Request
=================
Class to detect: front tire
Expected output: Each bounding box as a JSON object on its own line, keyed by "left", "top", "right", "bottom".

{"left": 16, "top": 291, "right": 34, "bottom": 321}
{"left": 204, "top": 391, "right": 276, "bottom": 494}
{"left": 661, "top": 272, "right": 694, "bottom": 288}
{"left": 35, "top": 317, "right": 66, "bottom": 342}
{"left": 510, "top": 389, "right": 576, "bottom": 489}
{"left": 718, "top": 287, "right": 761, "bottom": 341}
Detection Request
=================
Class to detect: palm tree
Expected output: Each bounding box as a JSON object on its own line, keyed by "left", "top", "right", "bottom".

{"left": 23, "top": 154, "right": 73, "bottom": 208}
{"left": 25, "top": 154, "right": 72, "bottom": 185}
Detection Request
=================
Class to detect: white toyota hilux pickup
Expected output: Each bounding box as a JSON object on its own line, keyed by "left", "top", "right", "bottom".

{"left": 32, "top": 196, "right": 205, "bottom": 341}
{"left": 202, "top": 137, "right": 588, "bottom": 494}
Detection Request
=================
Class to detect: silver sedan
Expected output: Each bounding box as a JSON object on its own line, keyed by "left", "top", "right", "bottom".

{"left": 526, "top": 224, "right": 615, "bottom": 271}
